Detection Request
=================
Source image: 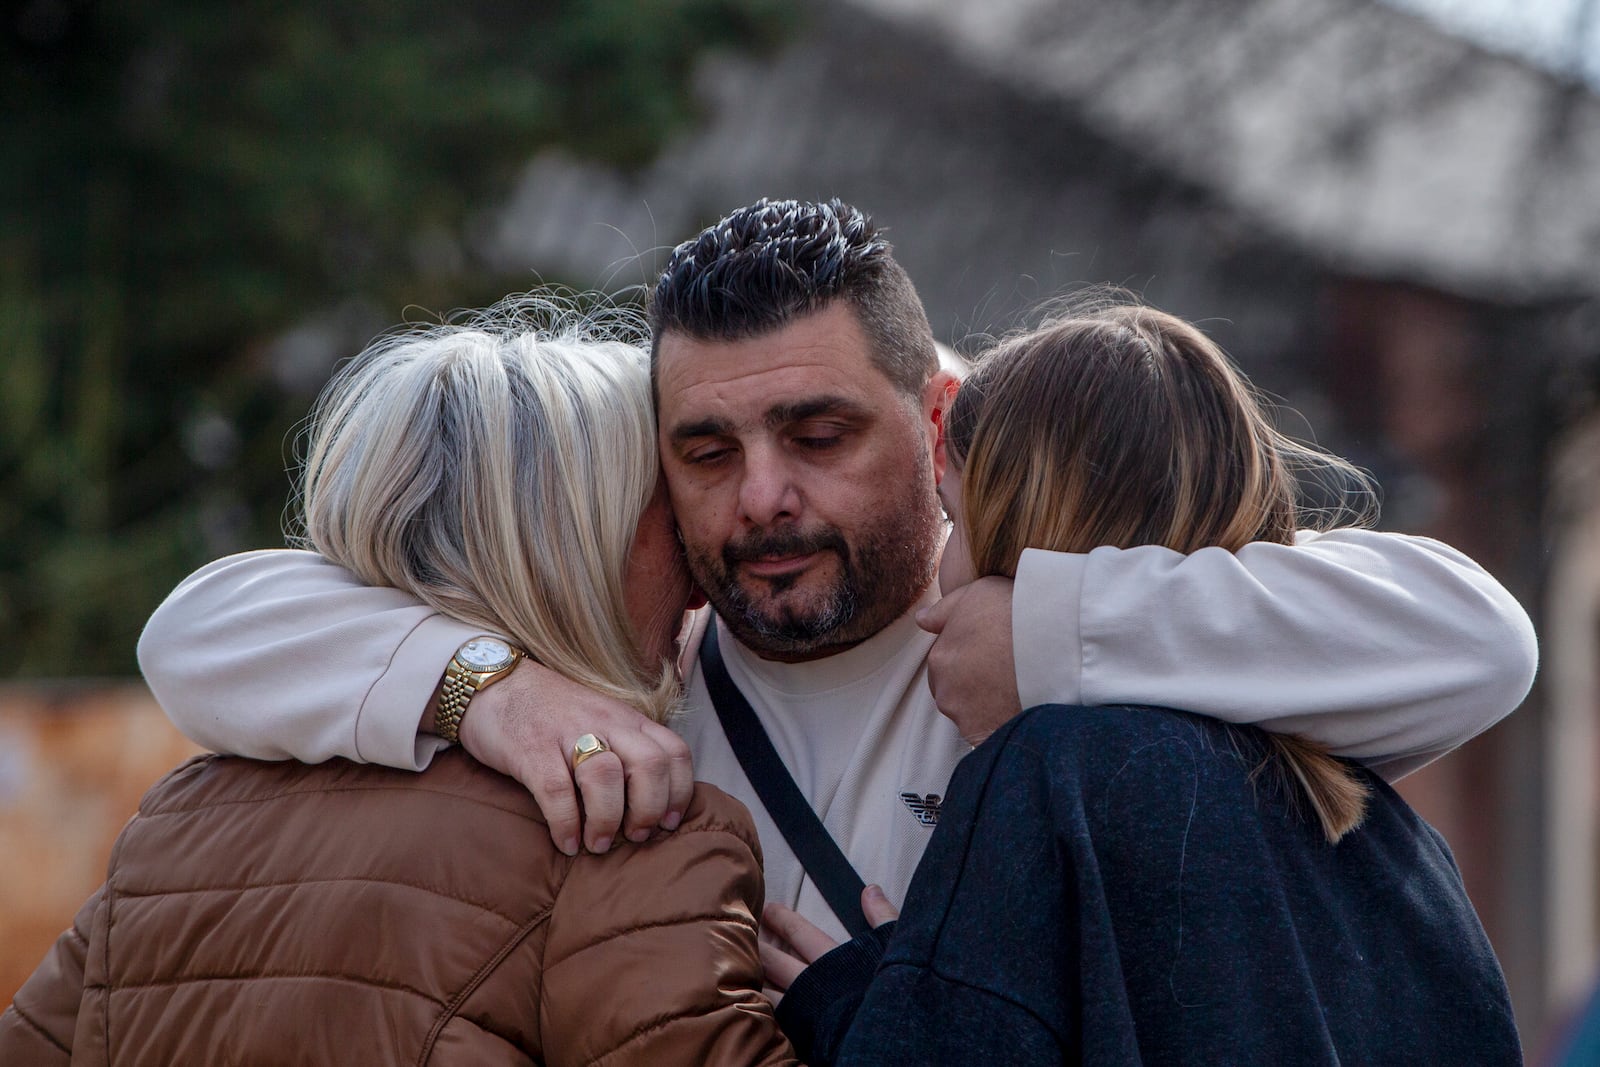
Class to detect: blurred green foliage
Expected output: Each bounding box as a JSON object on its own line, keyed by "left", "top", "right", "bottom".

{"left": 1, "top": 0, "right": 790, "bottom": 676}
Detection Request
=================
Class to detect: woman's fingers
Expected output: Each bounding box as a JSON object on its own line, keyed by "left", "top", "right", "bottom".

{"left": 760, "top": 891, "right": 898, "bottom": 1003}
{"left": 763, "top": 902, "right": 841, "bottom": 965}
{"left": 572, "top": 747, "right": 626, "bottom": 853}
{"left": 759, "top": 937, "right": 807, "bottom": 998}
{"left": 863, "top": 884, "right": 900, "bottom": 927}
{"left": 607, "top": 727, "right": 668, "bottom": 844}
{"left": 615, "top": 719, "right": 695, "bottom": 842}
{"left": 922, "top": 576, "right": 1021, "bottom": 746}
{"left": 657, "top": 722, "right": 695, "bottom": 831}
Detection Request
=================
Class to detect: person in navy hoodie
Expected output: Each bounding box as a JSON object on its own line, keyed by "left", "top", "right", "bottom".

{"left": 765, "top": 299, "right": 1523, "bottom": 1066}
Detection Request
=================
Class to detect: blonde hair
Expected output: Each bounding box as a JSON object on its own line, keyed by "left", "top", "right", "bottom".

{"left": 950, "top": 300, "right": 1375, "bottom": 843}
{"left": 293, "top": 294, "right": 678, "bottom": 721}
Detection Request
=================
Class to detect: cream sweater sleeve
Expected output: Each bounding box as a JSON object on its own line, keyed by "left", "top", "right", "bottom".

{"left": 1011, "top": 529, "right": 1538, "bottom": 781}
{"left": 136, "top": 550, "right": 480, "bottom": 770}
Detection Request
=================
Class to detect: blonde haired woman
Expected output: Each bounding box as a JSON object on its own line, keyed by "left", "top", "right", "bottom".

{"left": 768, "top": 302, "right": 1521, "bottom": 1065}
{"left": 1, "top": 298, "right": 796, "bottom": 1066}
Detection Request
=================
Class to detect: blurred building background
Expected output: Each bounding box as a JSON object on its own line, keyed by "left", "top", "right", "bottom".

{"left": 4, "top": 0, "right": 1599, "bottom": 1055}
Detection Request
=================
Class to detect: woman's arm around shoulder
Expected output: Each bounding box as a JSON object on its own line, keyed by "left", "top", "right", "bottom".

{"left": 1011, "top": 528, "right": 1538, "bottom": 779}
{"left": 138, "top": 549, "right": 480, "bottom": 769}
{"left": 539, "top": 783, "right": 798, "bottom": 1067}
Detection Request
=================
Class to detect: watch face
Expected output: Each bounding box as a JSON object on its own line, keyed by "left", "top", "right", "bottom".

{"left": 459, "top": 636, "right": 516, "bottom": 672}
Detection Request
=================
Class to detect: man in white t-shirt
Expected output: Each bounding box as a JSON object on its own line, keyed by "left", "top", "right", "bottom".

{"left": 138, "top": 199, "right": 1537, "bottom": 938}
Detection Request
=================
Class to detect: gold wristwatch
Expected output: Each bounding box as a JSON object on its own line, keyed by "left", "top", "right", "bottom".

{"left": 436, "top": 635, "right": 524, "bottom": 743}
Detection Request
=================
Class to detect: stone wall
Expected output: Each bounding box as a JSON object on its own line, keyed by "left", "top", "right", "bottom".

{"left": 0, "top": 686, "right": 199, "bottom": 1004}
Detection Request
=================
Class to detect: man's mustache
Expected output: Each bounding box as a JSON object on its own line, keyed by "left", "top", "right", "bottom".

{"left": 723, "top": 527, "right": 849, "bottom": 566}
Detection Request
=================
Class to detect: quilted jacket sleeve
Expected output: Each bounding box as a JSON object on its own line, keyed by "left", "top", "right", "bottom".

{"left": 538, "top": 785, "right": 798, "bottom": 1067}
{"left": 0, "top": 885, "right": 103, "bottom": 1063}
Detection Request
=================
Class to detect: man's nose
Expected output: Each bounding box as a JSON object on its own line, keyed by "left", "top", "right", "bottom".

{"left": 737, "top": 445, "right": 801, "bottom": 527}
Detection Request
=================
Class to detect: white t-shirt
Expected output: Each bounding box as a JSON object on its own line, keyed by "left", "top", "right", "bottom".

{"left": 136, "top": 529, "right": 1538, "bottom": 935}
{"left": 678, "top": 590, "right": 967, "bottom": 939}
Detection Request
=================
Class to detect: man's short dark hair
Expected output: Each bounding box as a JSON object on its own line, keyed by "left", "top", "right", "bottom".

{"left": 647, "top": 198, "right": 938, "bottom": 396}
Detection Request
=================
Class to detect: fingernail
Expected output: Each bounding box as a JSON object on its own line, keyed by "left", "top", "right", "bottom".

{"left": 561, "top": 836, "right": 580, "bottom": 857}
{"left": 627, "top": 827, "right": 651, "bottom": 843}
{"left": 662, "top": 810, "right": 683, "bottom": 831}
{"left": 592, "top": 836, "right": 612, "bottom": 855}
{"left": 865, "top": 884, "right": 884, "bottom": 901}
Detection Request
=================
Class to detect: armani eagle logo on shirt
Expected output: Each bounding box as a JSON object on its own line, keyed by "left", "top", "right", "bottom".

{"left": 900, "top": 791, "right": 942, "bottom": 827}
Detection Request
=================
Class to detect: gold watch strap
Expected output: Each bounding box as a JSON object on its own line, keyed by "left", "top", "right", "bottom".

{"left": 435, "top": 664, "right": 480, "bottom": 744}
{"left": 435, "top": 638, "right": 522, "bottom": 744}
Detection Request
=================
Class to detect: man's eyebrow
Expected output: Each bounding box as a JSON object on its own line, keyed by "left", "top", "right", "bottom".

{"left": 766, "top": 396, "right": 872, "bottom": 427}
{"left": 668, "top": 415, "right": 735, "bottom": 443}
{"left": 670, "top": 397, "right": 872, "bottom": 443}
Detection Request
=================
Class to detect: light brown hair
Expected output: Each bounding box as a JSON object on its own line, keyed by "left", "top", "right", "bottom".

{"left": 949, "top": 300, "right": 1376, "bottom": 843}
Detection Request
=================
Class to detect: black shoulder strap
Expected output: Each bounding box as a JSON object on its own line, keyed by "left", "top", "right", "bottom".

{"left": 699, "top": 623, "right": 871, "bottom": 937}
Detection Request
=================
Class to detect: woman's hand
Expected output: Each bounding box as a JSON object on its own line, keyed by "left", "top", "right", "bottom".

{"left": 457, "top": 660, "right": 695, "bottom": 857}
{"left": 760, "top": 885, "right": 900, "bottom": 1005}
{"left": 916, "top": 576, "right": 1022, "bottom": 745}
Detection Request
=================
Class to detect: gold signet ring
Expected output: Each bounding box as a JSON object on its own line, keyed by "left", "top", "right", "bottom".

{"left": 571, "top": 733, "right": 611, "bottom": 770}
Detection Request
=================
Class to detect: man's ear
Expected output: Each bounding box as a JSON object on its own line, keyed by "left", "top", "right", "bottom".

{"left": 923, "top": 370, "right": 959, "bottom": 485}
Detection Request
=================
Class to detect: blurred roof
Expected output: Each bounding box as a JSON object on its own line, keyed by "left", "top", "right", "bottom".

{"left": 851, "top": 0, "right": 1600, "bottom": 301}
{"left": 1379, "top": 0, "right": 1600, "bottom": 89}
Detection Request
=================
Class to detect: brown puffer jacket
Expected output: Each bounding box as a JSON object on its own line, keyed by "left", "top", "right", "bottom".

{"left": 0, "top": 750, "right": 797, "bottom": 1066}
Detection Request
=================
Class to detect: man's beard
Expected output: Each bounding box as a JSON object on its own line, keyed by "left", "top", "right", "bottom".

{"left": 688, "top": 485, "right": 943, "bottom": 660}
